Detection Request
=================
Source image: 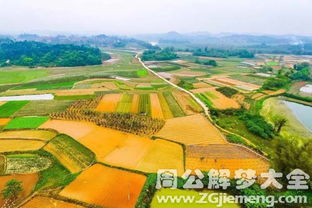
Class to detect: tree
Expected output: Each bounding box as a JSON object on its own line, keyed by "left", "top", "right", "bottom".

{"left": 272, "top": 116, "right": 287, "bottom": 134}
{"left": 1, "top": 179, "right": 23, "bottom": 207}
{"left": 272, "top": 138, "right": 312, "bottom": 186}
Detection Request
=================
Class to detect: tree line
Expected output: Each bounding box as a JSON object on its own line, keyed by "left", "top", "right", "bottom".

{"left": 0, "top": 40, "right": 110, "bottom": 67}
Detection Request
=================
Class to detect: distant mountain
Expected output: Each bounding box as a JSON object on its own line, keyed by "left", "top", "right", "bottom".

{"left": 4, "top": 33, "right": 157, "bottom": 49}
{"left": 133, "top": 32, "right": 312, "bottom": 48}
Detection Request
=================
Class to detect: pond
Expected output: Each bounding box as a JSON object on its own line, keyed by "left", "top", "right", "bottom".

{"left": 284, "top": 100, "right": 312, "bottom": 131}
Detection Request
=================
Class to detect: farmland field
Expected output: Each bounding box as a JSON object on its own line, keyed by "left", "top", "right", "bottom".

{"left": 195, "top": 88, "right": 240, "bottom": 109}
{"left": 14, "top": 100, "right": 74, "bottom": 116}
{"left": 116, "top": 93, "right": 133, "bottom": 113}
{"left": 4, "top": 116, "right": 49, "bottom": 129}
{"left": 139, "top": 94, "right": 151, "bottom": 116}
{"left": 40, "top": 120, "right": 96, "bottom": 139}
{"left": 59, "top": 164, "right": 146, "bottom": 208}
{"left": 43, "top": 134, "right": 95, "bottom": 173}
{"left": 186, "top": 144, "right": 269, "bottom": 174}
{"left": 150, "top": 93, "right": 164, "bottom": 119}
{"left": 0, "top": 174, "right": 39, "bottom": 207}
{"left": 0, "top": 139, "right": 46, "bottom": 152}
{"left": 0, "top": 118, "right": 10, "bottom": 126}
{"left": 0, "top": 129, "right": 57, "bottom": 140}
{"left": 156, "top": 114, "right": 226, "bottom": 145}
{"left": 0, "top": 101, "right": 29, "bottom": 117}
{"left": 22, "top": 197, "right": 85, "bottom": 208}
{"left": 0, "top": 69, "right": 48, "bottom": 85}
{"left": 162, "top": 91, "right": 185, "bottom": 117}
{"left": 96, "top": 93, "right": 122, "bottom": 112}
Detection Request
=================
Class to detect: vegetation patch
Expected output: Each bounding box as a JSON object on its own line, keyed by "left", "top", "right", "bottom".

{"left": 136, "top": 69, "right": 148, "bottom": 77}
{"left": 139, "top": 94, "right": 151, "bottom": 116}
{"left": 4, "top": 116, "right": 49, "bottom": 129}
{"left": 163, "top": 91, "right": 185, "bottom": 117}
{"left": 216, "top": 86, "right": 238, "bottom": 98}
{"left": 116, "top": 93, "right": 133, "bottom": 113}
{"left": 0, "top": 155, "right": 5, "bottom": 174}
{"left": 14, "top": 100, "right": 74, "bottom": 116}
{"left": 43, "top": 134, "right": 95, "bottom": 173}
{"left": 0, "top": 69, "right": 48, "bottom": 85}
{"left": 5, "top": 154, "right": 51, "bottom": 174}
{"left": 0, "top": 101, "right": 29, "bottom": 118}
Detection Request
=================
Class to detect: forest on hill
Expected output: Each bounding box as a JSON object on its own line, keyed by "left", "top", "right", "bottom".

{"left": 0, "top": 40, "right": 109, "bottom": 67}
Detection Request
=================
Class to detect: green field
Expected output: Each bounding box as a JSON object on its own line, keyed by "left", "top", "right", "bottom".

{"left": 14, "top": 100, "right": 74, "bottom": 116}
{"left": 163, "top": 91, "right": 185, "bottom": 117}
{"left": 266, "top": 61, "right": 279, "bottom": 66}
{"left": 229, "top": 74, "right": 267, "bottom": 85}
{"left": 0, "top": 69, "right": 48, "bottom": 84}
{"left": 137, "top": 69, "right": 148, "bottom": 77}
{"left": 0, "top": 101, "right": 29, "bottom": 117}
{"left": 151, "top": 189, "right": 241, "bottom": 208}
{"left": 116, "top": 94, "right": 133, "bottom": 113}
{"left": 196, "top": 93, "right": 214, "bottom": 108}
{"left": 4, "top": 116, "right": 49, "bottom": 129}
{"left": 139, "top": 94, "right": 151, "bottom": 115}
{"left": 14, "top": 80, "right": 76, "bottom": 90}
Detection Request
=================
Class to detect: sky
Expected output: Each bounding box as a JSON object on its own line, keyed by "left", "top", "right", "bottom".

{"left": 0, "top": 0, "right": 311, "bottom": 36}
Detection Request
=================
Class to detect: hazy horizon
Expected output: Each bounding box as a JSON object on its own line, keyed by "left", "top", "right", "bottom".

{"left": 1, "top": 0, "right": 312, "bottom": 36}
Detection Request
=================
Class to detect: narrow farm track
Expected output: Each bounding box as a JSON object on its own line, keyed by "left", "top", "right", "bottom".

{"left": 136, "top": 54, "right": 269, "bottom": 162}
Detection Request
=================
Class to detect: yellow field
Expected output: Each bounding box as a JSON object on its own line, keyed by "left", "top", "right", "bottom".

{"left": 158, "top": 93, "right": 174, "bottom": 119}
{"left": 78, "top": 125, "right": 184, "bottom": 174}
{"left": 136, "top": 139, "right": 184, "bottom": 175}
{"left": 54, "top": 89, "right": 96, "bottom": 96}
{"left": 0, "top": 174, "right": 39, "bottom": 207}
{"left": 172, "top": 91, "right": 201, "bottom": 114}
{"left": 0, "top": 118, "right": 10, "bottom": 126}
{"left": 22, "top": 197, "right": 84, "bottom": 208}
{"left": 156, "top": 114, "right": 226, "bottom": 145}
{"left": 186, "top": 144, "right": 269, "bottom": 175}
{"left": 0, "top": 140, "right": 46, "bottom": 152}
{"left": 40, "top": 120, "right": 96, "bottom": 139}
{"left": 59, "top": 164, "right": 146, "bottom": 208}
{"left": 150, "top": 93, "right": 164, "bottom": 119}
{"left": 204, "top": 88, "right": 240, "bottom": 109}
{"left": 130, "top": 94, "right": 140, "bottom": 113}
{"left": 96, "top": 93, "right": 122, "bottom": 112}
{"left": 0, "top": 102, "right": 6, "bottom": 106}
{"left": 43, "top": 143, "right": 82, "bottom": 173}
{"left": 0, "top": 129, "right": 57, "bottom": 140}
